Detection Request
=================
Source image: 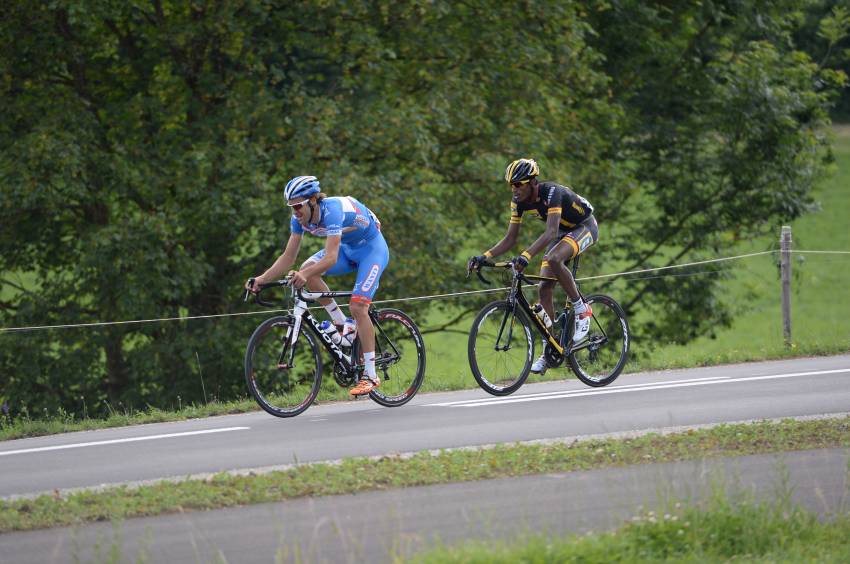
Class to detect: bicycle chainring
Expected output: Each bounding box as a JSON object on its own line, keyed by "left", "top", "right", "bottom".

{"left": 544, "top": 342, "right": 565, "bottom": 368}
{"left": 333, "top": 363, "right": 357, "bottom": 387}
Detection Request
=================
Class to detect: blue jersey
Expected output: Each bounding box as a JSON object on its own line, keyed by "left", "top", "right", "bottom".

{"left": 290, "top": 196, "right": 380, "bottom": 245}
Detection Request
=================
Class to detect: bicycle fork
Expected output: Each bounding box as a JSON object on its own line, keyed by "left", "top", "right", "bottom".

{"left": 277, "top": 301, "right": 307, "bottom": 370}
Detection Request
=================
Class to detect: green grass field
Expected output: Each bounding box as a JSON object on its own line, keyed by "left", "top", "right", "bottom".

{"left": 643, "top": 127, "right": 850, "bottom": 367}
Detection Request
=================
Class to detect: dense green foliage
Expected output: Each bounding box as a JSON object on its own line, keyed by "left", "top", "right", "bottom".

{"left": 1, "top": 1, "right": 846, "bottom": 418}
{"left": 796, "top": 1, "right": 850, "bottom": 117}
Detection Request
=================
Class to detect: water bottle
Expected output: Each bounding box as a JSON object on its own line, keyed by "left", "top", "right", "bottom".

{"left": 531, "top": 303, "right": 552, "bottom": 328}
{"left": 318, "top": 320, "right": 344, "bottom": 345}
{"left": 340, "top": 317, "right": 356, "bottom": 346}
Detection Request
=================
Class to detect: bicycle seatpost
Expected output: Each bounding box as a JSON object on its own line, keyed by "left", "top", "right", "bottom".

{"left": 571, "top": 255, "right": 581, "bottom": 278}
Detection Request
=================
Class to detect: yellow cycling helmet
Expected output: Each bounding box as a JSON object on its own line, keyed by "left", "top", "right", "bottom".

{"left": 504, "top": 158, "right": 539, "bottom": 183}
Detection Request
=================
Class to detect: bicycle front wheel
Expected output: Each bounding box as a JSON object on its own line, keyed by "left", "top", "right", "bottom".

{"left": 567, "top": 294, "right": 629, "bottom": 387}
{"left": 351, "top": 308, "right": 426, "bottom": 407}
{"left": 468, "top": 300, "right": 535, "bottom": 396}
{"left": 245, "top": 315, "right": 323, "bottom": 417}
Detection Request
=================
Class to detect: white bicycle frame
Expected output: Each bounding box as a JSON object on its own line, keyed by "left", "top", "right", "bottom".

{"left": 286, "top": 286, "right": 356, "bottom": 367}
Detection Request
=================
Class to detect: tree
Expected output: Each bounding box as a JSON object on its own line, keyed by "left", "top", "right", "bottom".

{"left": 577, "top": 0, "right": 845, "bottom": 342}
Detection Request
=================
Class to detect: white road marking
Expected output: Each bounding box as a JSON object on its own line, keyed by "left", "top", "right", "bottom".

{"left": 429, "top": 368, "right": 850, "bottom": 408}
{"left": 430, "top": 376, "right": 730, "bottom": 407}
{"left": 0, "top": 427, "right": 251, "bottom": 457}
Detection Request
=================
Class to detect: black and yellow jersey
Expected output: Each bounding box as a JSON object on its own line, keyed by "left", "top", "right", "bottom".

{"left": 510, "top": 181, "right": 593, "bottom": 230}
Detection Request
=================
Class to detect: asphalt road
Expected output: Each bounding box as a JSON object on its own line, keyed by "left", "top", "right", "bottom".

{"left": 1, "top": 355, "right": 849, "bottom": 563}
{"left": 2, "top": 354, "right": 849, "bottom": 498}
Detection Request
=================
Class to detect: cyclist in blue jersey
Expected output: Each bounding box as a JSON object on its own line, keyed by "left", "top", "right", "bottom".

{"left": 247, "top": 175, "right": 389, "bottom": 396}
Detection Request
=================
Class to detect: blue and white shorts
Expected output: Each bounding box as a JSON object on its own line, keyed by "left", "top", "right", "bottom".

{"left": 306, "top": 231, "right": 390, "bottom": 304}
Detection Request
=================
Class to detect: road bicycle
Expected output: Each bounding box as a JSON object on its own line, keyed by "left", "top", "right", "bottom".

{"left": 467, "top": 257, "right": 629, "bottom": 395}
{"left": 244, "top": 277, "right": 426, "bottom": 417}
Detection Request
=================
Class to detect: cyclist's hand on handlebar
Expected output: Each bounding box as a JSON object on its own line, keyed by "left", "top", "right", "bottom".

{"left": 511, "top": 254, "right": 529, "bottom": 272}
{"left": 467, "top": 255, "right": 488, "bottom": 272}
{"left": 289, "top": 270, "right": 308, "bottom": 289}
{"left": 245, "top": 276, "right": 263, "bottom": 293}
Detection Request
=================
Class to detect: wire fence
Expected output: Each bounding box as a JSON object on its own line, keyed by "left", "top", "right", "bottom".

{"left": 1, "top": 249, "right": 847, "bottom": 334}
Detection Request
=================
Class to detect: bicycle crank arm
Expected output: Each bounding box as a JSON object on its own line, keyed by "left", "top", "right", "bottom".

{"left": 567, "top": 335, "right": 608, "bottom": 355}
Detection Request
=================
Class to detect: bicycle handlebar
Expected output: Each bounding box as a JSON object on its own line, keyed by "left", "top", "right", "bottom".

{"left": 467, "top": 260, "right": 513, "bottom": 285}
{"left": 244, "top": 275, "right": 355, "bottom": 308}
{"left": 469, "top": 260, "right": 561, "bottom": 287}
{"left": 244, "top": 277, "right": 293, "bottom": 307}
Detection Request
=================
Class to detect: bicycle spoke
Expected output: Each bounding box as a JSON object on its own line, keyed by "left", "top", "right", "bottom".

{"left": 468, "top": 301, "right": 534, "bottom": 395}
{"left": 245, "top": 316, "right": 322, "bottom": 417}
{"left": 359, "top": 309, "right": 426, "bottom": 407}
{"left": 568, "top": 295, "right": 629, "bottom": 387}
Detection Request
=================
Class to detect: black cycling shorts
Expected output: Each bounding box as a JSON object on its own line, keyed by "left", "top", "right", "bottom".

{"left": 541, "top": 216, "right": 598, "bottom": 270}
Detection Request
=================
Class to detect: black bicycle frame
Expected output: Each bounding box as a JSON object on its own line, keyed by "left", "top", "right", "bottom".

{"left": 480, "top": 256, "right": 587, "bottom": 357}
{"left": 501, "top": 272, "right": 565, "bottom": 355}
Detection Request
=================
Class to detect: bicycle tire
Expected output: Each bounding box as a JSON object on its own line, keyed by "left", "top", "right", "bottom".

{"left": 245, "top": 315, "right": 323, "bottom": 417}
{"left": 468, "top": 300, "right": 535, "bottom": 396}
{"left": 567, "top": 294, "right": 629, "bottom": 387}
{"left": 350, "top": 309, "right": 426, "bottom": 407}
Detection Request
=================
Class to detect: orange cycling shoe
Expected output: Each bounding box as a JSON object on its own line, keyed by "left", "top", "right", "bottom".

{"left": 350, "top": 377, "right": 380, "bottom": 396}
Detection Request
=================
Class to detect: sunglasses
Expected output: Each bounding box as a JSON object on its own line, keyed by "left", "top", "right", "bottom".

{"left": 510, "top": 179, "right": 531, "bottom": 189}
{"left": 287, "top": 200, "right": 308, "bottom": 211}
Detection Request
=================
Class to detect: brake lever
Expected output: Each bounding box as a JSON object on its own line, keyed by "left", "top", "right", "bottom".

{"left": 244, "top": 277, "right": 256, "bottom": 302}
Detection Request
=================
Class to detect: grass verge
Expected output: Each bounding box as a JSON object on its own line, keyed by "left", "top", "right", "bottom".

{"left": 1, "top": 416, "right": 848, "bottom": 533}
{"left": 411, "top": 493, "right": 850, "bottom": 563}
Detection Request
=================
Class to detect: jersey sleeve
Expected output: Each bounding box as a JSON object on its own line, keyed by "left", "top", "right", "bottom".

{"left": 546, "top": 188, "right": 565, "bottom": 216}
{"left": 510, "top": 201, "right": 523, "bottom": 224}
{"left": 290, "top": 215, "right": 304, "bottom": 235}
{"left": 322, "top": 199, "right": 344, "bottom": 237}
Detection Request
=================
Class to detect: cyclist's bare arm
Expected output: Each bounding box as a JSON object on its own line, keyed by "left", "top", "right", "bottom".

{"left": 298, "top": 234, "right": 341, "bottom": 279}
{"left": 250, "top": 233, "right": 302, "bottom": 288}
{"left": 485, "top": 222, "right": 521, "bottom": 257}
{"left": 524, "top": 212, "right": 562, "bottom": 258}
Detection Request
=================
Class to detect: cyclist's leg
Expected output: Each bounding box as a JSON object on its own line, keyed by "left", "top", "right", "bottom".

{"left": 547, "top": 217, "right": 599, "bottom": 341}
{"left": 545, "top": 217, "right": 598, "bottom": 300}
{"left": 347, "top": 232, "right": 390, "bottom": 393}
{"left": 348, "top": 232, "right": 390, "bottom": 353}
{"left": 544, "top": 240, "right": 579, "bottom": 299}
{"left": 301, "top": 249, "right": 356, "bottom": 323}
{"left": 532, "top": 250, "right": 560, "bottom": 373}
{"left": 538, "top": 248, "right": 559, "bottom": 322}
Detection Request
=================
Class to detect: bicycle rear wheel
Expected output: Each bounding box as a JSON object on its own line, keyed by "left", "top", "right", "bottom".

{"left": 567, "top": 294, "right": 629, "bottom": 387}
{"left": 468, "top": 300, "right": 534, "bottom": 396}
{"left": 351, "top": 309, "right": 426, "bottom": 407}
{"left": 245, "top": 315, "right": 323, "bottom": 417}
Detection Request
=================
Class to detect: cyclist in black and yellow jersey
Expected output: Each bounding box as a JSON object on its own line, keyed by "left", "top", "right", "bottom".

{"left": 468, "top": 158, "right": 598, "bottom": 374}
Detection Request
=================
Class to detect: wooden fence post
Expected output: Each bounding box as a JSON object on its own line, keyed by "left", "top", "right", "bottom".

{"left": 780, "top": 226, "right": 792, "bottom": 346}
